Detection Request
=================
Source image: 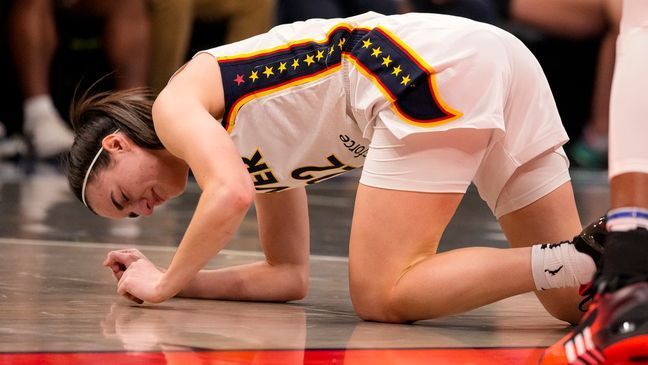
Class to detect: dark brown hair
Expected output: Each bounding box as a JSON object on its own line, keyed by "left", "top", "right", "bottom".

{"left": 62, "top": 88, "right": 164, "bottom": 207}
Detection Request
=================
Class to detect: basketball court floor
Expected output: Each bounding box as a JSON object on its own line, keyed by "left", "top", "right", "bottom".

{"left": 0, "top": 162, "right": 610, "bottom": 364}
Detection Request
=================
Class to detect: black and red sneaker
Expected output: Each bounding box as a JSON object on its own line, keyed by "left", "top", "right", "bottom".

{"left": 573, "top": 215, "right": 607, "bottom": 266}
{"left": 541, "top": 229, "right": 648, "bottom": 365}
{"left": 572, "top": 216, "right": 607, "bottom": 311}
{"left": 539, "top": 281, "right": 648, "bottom": 365}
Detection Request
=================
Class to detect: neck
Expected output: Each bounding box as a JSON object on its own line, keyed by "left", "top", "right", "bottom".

{"left": 154, "top": 149, "right": 190, "bottom": 177}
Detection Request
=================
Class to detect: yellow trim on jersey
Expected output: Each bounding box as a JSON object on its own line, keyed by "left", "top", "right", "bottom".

{"left": 225, "top": 65, "right": 342, "bottom": 132}
{"left": 371, "top": 26, "right": 463, "bottom": 127}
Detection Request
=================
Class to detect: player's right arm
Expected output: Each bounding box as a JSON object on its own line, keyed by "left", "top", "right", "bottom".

{"left": 176, "top": 187, "right": 310, "bottom": 301}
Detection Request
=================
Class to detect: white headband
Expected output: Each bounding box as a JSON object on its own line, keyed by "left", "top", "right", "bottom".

{"left": 81, "top": 129, "right": 120, "bottom": 208}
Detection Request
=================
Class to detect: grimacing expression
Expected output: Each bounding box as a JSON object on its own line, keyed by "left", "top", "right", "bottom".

{"left": 84, "top": 133, "right": 188, "bottom": 219}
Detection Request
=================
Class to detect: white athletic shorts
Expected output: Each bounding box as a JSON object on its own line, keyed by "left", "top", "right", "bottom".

{"left": 361, "top": 122, "right": 570, "bottom": 218}
{"left": 359, "top": 20, "right": 571, "bottom": 218}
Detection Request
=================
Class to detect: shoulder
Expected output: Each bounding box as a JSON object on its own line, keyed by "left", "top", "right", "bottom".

{"left": 154, "top": 53, "right": 225, "bottom": 120}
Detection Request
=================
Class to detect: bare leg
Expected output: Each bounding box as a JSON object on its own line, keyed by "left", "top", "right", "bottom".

{"left": 8, "top": 0, "right": 74, "bottom": 158}
{"left": 8, "top": 0, "right": 57, "bottom": 98}
{"left": 610, "top": 174, "right": 648, "bottom": 209}
{"left": 76, "top": 0, "right": 151, "bottom": 89}
{"left": 348, "top": 185, "right": 536, "bottom": 323}
{"left": 510, "top": 0, "right": 608, "bottom": 38}
{"left": 101, "top": 0, "right": 151, "bottom": 89}
{"left": 499, "top": 182, "right": 584, "bottom": 324}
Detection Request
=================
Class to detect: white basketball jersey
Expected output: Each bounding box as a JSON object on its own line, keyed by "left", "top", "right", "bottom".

{"left": 197, "top": 12, "right": 552, "bottom": 192}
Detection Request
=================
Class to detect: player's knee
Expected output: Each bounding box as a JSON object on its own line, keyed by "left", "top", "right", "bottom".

{"left": 350, "top": 285, "right": 411, "bottom": 323}
{"left": 546, "top": 306, "right": 583, "bottom": 325}
{"left": 352, "top": 298, "right": 409, "bottom": 323}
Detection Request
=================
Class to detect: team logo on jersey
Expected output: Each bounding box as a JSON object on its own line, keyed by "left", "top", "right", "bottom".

{"left": 217, "top": 23, "right": 461, "bottom": 131}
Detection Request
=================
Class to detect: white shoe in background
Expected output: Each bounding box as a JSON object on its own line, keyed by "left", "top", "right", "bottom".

{"left": 23, "top": 95, "right": 75, "bottom": 159}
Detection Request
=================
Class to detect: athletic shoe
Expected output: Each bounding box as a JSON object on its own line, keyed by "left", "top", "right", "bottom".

{"left": 23, "top": 110, "right": 74, "bottom": 159}
{"left": 573, "top": 216, "right": 607, "bottom": 264}
{"left": 572, "top": 216, "right": 607, "bottom": 310}
{"left": 539, "top": 281, "right": 648, "bottom": 365}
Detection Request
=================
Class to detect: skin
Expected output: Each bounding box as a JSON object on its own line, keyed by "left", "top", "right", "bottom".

{"left": 97, "top": 54, "right": 308, "bottom": 304}
{"left": 510, "top": 0, "right": 622, "bottom": 142}
{"left": 8, "top": 0, "right": 150, "bottom": 97}
{"left": 96, "top": 53, "right": 584, "bottom": 324}
{"left": 86, "top": 140, "right": 189, "bottom": 218}
{"left": 610, "top": 173, "right": 648, "bottom": 209}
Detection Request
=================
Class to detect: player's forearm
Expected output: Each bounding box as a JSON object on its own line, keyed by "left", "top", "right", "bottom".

{"left": 176, "top": 261, "right": 309, "bottom": 302}
{"left": 160, "top": 184, "right": 254, "bottom": 298}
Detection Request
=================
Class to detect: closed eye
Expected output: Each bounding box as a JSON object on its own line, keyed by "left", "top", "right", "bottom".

{"left": 120, "top": 190, "right": 139, "bottom": 218}
{"left": 117, "top": 190, "right": 138, "bottom": 218}
{"left": 121, "top": 190, "right": 130, "bottom": 203}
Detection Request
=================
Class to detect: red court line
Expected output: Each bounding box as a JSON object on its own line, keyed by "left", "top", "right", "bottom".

{"left": 0, "top": 348, "right": 546, "bottom": 365}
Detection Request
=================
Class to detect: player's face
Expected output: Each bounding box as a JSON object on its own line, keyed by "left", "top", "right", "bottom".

{"left": 84, "top": 136, "right": 189, "bottom": 219}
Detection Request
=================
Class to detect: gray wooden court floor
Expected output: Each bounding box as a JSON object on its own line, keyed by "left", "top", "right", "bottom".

{"left": 0, "top": 162, "right": 610, "bottom": 363}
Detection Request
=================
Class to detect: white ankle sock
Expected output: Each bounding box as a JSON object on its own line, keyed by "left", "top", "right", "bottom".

{"left": 606, "top": 207, "right": 648, "bottom": 232}
{"left": 531, "top": 242, "right": 596, "bottom": 291}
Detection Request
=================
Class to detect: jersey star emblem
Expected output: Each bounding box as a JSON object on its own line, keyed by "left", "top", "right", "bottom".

{"left": 329, "top": 46, "right": 335, "bottom": 55}
{"left": 391, "top": 65, "right": 402, "bottom": 76}
{"left": 304, "top": 54, "right": 315, "bottom": 66}
{"left": 316, "top": 49, "right": 325, "bottom": 61}
{"left": 362, "top": 38, "right": 372, "bottom": 49}
{"left": 400, "top": 74, "right": 411, "bottom": 85}
{"left": 234, "top": 74, "right": 245, "bottom": 86}
{"left": 278, "top": 62, "right": 287, "bottom": 73}
{"left": 338, "top": 37, "right": 346, "bottom": 50}
{"left": 263, "top": 66, "right": 274, "bottom": 78}
{"left": 249, "top": 70, "right": 259, "bottom": 82}
{"left": 291, "top": 58, "right": 300, "bottom": 70}
{"left": 381, "top": 55, "right": 393, "bottom": 67}
{"left": 371, "top": 47, "right": 382, "bottom": 57}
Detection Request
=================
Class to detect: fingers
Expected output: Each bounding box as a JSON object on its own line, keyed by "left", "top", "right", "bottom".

{"left": 104, "top": 250, "right": 146, "bottom": 281}
{"left": 125, "top": 293, "right": 144, "bottom": 304}
{"left": 105, "top": 250, "right": 146, "bottom": 304}
{"left": 103, "top": 249, "right": 145, "bottom": 268}
{"left": 112, "top": 268, "right": 125, "bottom": 281}
{"left": 109, "top": 261, "right": 130, "bottom": 281}
{"left": 117, "top": 270, "right": 144, "bottom": 304}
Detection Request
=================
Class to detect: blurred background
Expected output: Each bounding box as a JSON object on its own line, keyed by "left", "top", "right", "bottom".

{"left": 0, "top": 0, "right": 618, "bottom": 168}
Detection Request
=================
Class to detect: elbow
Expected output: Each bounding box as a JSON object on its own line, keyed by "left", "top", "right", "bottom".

{"left": 221, "top": 181, "right": 255, "bottom": 214}
{"left": 277, "top": 264, "right": 310, "bottom": 302}
{"left": 234, "top": 186, "right": 255, "bottom": 212}
{"left": 232, "top": 172, "right": 256, "bottom": 210}
{"left": 283, "top": 283, "right": 308, "bottom": 302}
{"left": 290, "top": 273, "right": 309, "bottom": 301}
